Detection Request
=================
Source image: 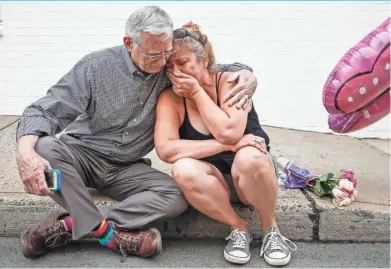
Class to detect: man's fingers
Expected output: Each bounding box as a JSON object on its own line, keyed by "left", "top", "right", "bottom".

{"left": 242, "top": 100, "right": 248, "bottom": 110}
{"left": 242, "top": 97, "right": 252, "bottom": 109}
{"left": 223, "top": 85, "right": 241, "bottom": 104}
{"left": 31, "top": 181, "right": 43, "bottom": 196}
{"left": 44, "top": 160, "right": 52, "bottom": 169}
{"left": 38, "top": 174, "right": 52, "bottom": 196}
{"left": 23, "top": 183, "right": 33, "bottom": 195}
{"left": 236, "top": 95, "right": 249, "bottom": 109}
{"left": 228, "top": 90, "right": 246, "bottom": 107}
{"left": 223, "top": 74, "right": 244, "bottom": 103}
{"left": 226, "top": 72, "right": 240, "bottom": 83}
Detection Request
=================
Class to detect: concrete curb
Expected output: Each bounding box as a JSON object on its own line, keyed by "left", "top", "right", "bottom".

{"left": 305, "top": 192, "right": 390, "bottom": 242}
{"left": 0, "top": 189, "right": 389, "bottom": 242}
{"left": 0, "top": 189, "right": 315, "bottom": 241}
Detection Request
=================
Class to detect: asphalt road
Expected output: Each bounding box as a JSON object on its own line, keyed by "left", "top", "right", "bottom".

{"left": 0, "top": 238, "right": 389, "bottom": 268}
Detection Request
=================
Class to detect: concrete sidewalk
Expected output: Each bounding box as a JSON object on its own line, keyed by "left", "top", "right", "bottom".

{"left": 0, "top": 116, "right": 389, "bottom": 242}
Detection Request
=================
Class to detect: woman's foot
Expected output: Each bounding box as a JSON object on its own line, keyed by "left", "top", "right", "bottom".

{"left": 260, "top": 227, "right": 297, "bottom": 267}
{"left": 224, "top": 224, "right": 252, "bottom": 264}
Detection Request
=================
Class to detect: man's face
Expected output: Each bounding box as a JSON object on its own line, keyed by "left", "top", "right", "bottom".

{"left": 124, "top": 32, "right": 175, "bottom": 74}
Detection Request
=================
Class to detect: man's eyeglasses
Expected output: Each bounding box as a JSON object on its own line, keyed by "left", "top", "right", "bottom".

{"left": 141, "top": 48, "right": 179, "bottom": 61}
{"left": 173, "top": 28, "right": 205, "bottom": 46}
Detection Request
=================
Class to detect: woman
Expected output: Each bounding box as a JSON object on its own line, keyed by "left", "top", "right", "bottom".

{"left": 154, "top": 22, "right": 296, "bottom": 266}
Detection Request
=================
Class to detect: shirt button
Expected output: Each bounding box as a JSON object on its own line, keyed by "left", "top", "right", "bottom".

{"left": 125, "top": 132, "right": 129, "bottom": 135}
{"left": 134, "top": 119, "right": 137, "bottom": 122}
{"left": 139, "top": 102, "right": 143, "bottom": 105}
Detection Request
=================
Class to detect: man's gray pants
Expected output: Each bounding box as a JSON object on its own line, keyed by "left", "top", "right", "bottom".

{"left": 35, "top": 134, "right": 188, "bottom": 240}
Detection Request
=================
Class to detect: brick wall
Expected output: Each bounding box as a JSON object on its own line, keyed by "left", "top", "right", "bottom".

{"left": 0, "top": 1, "right": 389, "bottom": 138}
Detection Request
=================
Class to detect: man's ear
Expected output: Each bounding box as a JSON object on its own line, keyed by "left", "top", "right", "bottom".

{"left": 123, "top": 36, "right": 134, "bottom": 51}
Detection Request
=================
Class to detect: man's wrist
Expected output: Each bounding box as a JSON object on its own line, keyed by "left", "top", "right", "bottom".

{"left": 17, "top": 134, "right": 40, "bottom": 152}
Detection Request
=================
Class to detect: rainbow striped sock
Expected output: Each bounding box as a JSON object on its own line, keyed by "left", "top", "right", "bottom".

{"left": 59, "top": 215, "right": 73, "bottom": 233}
{"left": 93, "top": 220, "right": 117, "bottom": 249}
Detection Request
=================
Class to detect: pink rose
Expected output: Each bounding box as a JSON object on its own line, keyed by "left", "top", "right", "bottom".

{"left": 340, "top": 169, "right": 357, "bottom": 187}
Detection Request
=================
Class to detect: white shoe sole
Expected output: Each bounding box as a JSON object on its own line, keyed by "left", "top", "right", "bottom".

{"left": 224, "top": 250, "right": 250, "bottom": 264}
{"left": 263, "top": 252, "right": 291, "bottom": 267}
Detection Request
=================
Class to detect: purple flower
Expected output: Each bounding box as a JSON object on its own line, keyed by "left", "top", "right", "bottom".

{"left": 340, "top": 169, "right": 357, "bottom": 187}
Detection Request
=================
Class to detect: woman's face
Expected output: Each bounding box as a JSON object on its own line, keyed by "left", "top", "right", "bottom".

{"left": 166, "top": 44, "right": 205, "bottom": 80}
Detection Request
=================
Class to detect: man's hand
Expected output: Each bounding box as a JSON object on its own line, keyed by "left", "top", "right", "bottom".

{"left": 231, "top": 134, "right": 267, "bottom": 154}
{"left": 167, "top": 71, "right": 202, "bottom": 99}
{"left": 16, "top": 136, "right": 52, "bottom": 196}
{"left": 223, "top": 69, "right": 258, "bottom": 109}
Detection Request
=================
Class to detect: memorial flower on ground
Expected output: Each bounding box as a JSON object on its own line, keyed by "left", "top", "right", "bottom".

{"left": 306, "top": 169, "right": 358, "bottom": 206}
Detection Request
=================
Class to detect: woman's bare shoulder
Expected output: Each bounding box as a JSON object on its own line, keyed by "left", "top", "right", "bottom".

{"left": 158, "top": 88, "right": 183, "bottom": 106}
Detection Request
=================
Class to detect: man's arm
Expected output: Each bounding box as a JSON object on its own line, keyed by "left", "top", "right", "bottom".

{"left": 217, "top": 62, "right": 253, "bottom": 73}
{"left": 16, "top": 54, "right": 93, "bottom": 142}
{"left": 217, "top": 62, "right": 258, "bottom": 109}
{"left": 16, "top": 54, "right": 93, "bottom": 197}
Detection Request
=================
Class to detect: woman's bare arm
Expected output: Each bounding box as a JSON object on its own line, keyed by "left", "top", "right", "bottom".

{"left": 154, "top": 89, "right": 233, "bottom": 164}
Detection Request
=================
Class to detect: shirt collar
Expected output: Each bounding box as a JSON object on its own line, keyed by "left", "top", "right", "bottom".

{"left": 122, "top": 45, "right": 140, "bottom": 77}
{"left": 121, "top": 45, "right": 157, "bottom": 80}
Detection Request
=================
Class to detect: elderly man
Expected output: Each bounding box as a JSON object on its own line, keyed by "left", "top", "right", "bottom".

{"left": 16, "top": 5, "right": 258, "bottom": 260}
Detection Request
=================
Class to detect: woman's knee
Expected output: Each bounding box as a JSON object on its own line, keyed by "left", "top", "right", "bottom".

{"left": 171, "top": 158, "right": 202, "bottom": 186}
{"left": 234, "top": 147, "right": 275, "bottom": 178}
{"left": 171, "top": 158, "right": 221, "bottom": 194}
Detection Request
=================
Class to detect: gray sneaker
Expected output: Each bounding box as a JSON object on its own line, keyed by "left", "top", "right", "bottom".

{"left": 224, "top": 225, "right": 252, "bottom": 264}
{"left": 260, "top": 227, "right": 297, "bottom": 266}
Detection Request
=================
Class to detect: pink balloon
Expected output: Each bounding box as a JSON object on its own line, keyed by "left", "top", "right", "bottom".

{"left": 328, "top": 90, "right": 390, "bottom": 133}
{"left": 323, "top": 17, "right": 390, "bottom": 133}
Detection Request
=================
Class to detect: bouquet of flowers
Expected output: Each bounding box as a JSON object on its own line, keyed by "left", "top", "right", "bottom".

{"left": 306, "top": 169, "right": 358, "bottom": 206}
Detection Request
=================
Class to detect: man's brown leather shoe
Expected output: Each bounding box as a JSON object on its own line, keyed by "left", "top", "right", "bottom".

{"left": 20, "top": 211, "right": 72, "bottom": 258}
{"left": 115, "top": 228, "right": 162, "bottom": 261}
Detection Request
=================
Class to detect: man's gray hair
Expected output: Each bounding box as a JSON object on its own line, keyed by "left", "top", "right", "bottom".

{"left": 125, "top": 5, "right": 173, "bottom": 44}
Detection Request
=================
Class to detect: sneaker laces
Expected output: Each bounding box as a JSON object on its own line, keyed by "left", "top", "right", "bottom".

{"left": 225, "top": 228, "right": 248, "bottom": 249}
{"left": 260, "top": 231, "right": 297, "bottom": 256}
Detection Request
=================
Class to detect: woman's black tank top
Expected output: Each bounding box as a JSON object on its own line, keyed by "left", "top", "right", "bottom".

{"left": 178, "top": 72, "right": 270, "bottom": 174}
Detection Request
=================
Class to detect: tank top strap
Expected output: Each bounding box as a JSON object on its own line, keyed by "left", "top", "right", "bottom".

{"left": 215, "top": 71, "right": 225, "bottom": 106}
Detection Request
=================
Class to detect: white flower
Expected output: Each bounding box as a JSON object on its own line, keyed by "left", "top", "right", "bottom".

{"left": 339, "top": 178, "right": 354, "bottom": 191}
{"left": 333, "top": 196, "right": 353, "bottom": 206}
{"left": 332, "top": 187, "right": 347, "bottom": 200}
{"left": 332, "top": 183, "right": 358, "bottom": 207}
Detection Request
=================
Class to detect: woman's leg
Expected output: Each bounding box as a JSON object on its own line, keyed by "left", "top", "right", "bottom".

{"left": 231, "top": 147, "right": 296, "bottom": 267}
{"left": 231, "top": 147, "right": 278, "bottom": 229}
{"left": 171, "top": 158, "right": 246, "bottom": 230}
{"left": 171, "top": 158, "right": 251, "bottom": 264}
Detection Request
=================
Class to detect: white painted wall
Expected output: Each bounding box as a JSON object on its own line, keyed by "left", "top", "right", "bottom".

{"left": 0, "top": 1, "right": 389, "bottom": 138}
